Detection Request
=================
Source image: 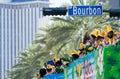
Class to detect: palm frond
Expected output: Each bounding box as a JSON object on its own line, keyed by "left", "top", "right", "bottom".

{"left": 51, "top": 17, "right": 73, "bottom": 24}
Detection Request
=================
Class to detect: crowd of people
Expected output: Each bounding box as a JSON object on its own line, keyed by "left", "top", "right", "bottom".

{"left": 38, "top": 26, "right": 120, "bottom": 79}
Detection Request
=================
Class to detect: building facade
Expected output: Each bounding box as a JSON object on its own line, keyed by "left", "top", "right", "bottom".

{"left": 109, "top": 0, "right": 120, "bottom": 9}
{"left": 11, "top": 0, "right": 49, "bottom": 2}
{"left": 99, "top": 0, "right": 120, "bottom": 9}
{"left": 0, "top": 1, "right": 49, "bottom": 79}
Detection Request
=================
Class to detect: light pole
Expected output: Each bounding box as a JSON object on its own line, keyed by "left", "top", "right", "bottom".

{"left": 103, "top": 9, "right": 120, "bottom": 18}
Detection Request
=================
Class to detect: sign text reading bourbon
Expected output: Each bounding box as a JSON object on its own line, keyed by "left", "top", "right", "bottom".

{"left": 68, "top": 6, "right": 102, "bottom": 16}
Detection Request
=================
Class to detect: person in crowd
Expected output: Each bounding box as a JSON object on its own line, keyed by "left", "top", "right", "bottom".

{"left": 53, "top": 57, "right": 64, "bottom": 74}
{"left": 60, "top": 57, "right": 71, "bottom": 67}
{"left": 90, "top": 29, "right": 99, "bottom": 41}
{"left": 90, "top": 29, "right": 99, "bottom": 49}
{"left": 83, "top": 32, "right": 94, "bottom": 52}
{"left": 39, "top": 68, "right": 47, "bottom": 79}
{"left": 99, "top": 30, "right": 109, "bottom": 47}
{"left": 97, "top": 30, "right": 106, "bottom": 49}
{"left": 105, "top": 26, "right": 115, "bottom": 45}
{"left": 38, "top": 25, "right": 120, "bottom": 77}
{"left": 79, "top": 43, "right": 87, "bottom": 55}
{"left": 44, "top": 60, "right": 56, "bottom": 74}
{"left": 71, "top": 50, "right": 80, "bottom": 61}
{"left": 114, "top": 31, "right": 120, "bottom": 45}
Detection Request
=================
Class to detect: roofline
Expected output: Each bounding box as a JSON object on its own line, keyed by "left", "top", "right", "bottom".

{"left": 0, "top": 1, "right": 51, "bottom": 5}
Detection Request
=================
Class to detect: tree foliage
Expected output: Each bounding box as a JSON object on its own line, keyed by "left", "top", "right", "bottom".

{"left": 7, "top": 0, "right": 120, "bottom": 79}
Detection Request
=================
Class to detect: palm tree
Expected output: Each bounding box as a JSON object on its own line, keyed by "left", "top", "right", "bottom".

{"left": 38, "top": 0, "right": 119, "bottom": 51}
{"left": 34, "top": 0, "right": 120, "bottom": 62}
{"left": 7, "top": 0, "right": 120, "bottom": 79}
{"left": 7, "top": 45, "right": 49, "bottom": 79}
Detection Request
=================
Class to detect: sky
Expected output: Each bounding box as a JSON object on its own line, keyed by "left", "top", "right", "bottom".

{"left": 0, "top": 0, "right": 10, "bottom": 2}
{"left": 50, "top": 0, "right": 71, "bottom": 7}
{"left": 0, "top": 0, "right": 71, "bottom": 7}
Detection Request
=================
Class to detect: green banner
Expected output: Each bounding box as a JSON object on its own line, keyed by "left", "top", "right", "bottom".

{"left": 64, "top": 45, "right": 120, "bottom": 79}
{"left": 104, "top": 45, "right": 120, "bottom": 79}
{"left": 66, "top": 51, "right": 96, "bottom": 79}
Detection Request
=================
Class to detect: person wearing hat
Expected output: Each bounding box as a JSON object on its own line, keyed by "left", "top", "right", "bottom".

{"left": 44, "top": 60, "right": 55, "bottom": 68}
{"left": 53, "top": 57, "right": 64, "bottom": 74}
{"left": 71, "top": 50, "right": 80, "bottom": 61}
{"left": 44, "top": 60, "right": 56, "bottom": 75}
{"left": 79, "top": 43, "right": 87, "bottom": 54}
{"left": 83, "top": 32, "right": 94, "bottom": 52}
{"left": 90, "top": 29, "right": 100, "bottom": 49}
{"left": 96, "top": 30, "right": 107, "bottom": 49}
{"left": 98, "top": 30, "right": 105, "bottom": 41}
{"left": 98, "top": 30, "right": 109, "bottom": 47}
{"left": 53, "top": 57, "right": 70, "bottom": 74}
{"left": 105, "top": 26, "right": 115, "bottom": 45}
{"left": 90, "top": 29, "right": 99, "bottom": 41}
{"left": 46, "top": 64, "right": 56, "bottom": 74}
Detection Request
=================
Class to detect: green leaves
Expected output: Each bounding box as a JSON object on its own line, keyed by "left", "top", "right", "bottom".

{"left": 8, "top": 0, "right": 120, "bottom": 79}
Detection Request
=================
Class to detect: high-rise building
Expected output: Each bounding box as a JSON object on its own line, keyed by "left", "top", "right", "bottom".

{"left": 11, "top": 0, "right": 49, "bottom": 2}
{"left": 0, "top": 0, "right": 49, "bottom": 3}
{"left": 109, "top": 0, "right": 120, "bottom": 9}
{"left": 0, "top": 1, "right": 49, "bottom": 79}
{"left": 99, "top": 0, "right": 120, "bottom": 9}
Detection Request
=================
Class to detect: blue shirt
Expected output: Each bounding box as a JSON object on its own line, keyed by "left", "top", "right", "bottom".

{"left": 43, "top": 74, "right": 64, "bottom": 79}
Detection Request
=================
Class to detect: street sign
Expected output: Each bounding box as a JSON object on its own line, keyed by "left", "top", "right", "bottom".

{"left": 43, "top": 8, "right": 67, "bottom": 16}
{"left": 68, "top": 6, "right": 102, "bottom": 16}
